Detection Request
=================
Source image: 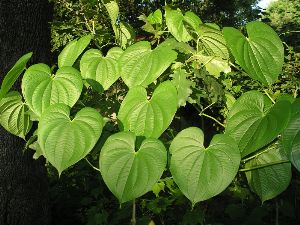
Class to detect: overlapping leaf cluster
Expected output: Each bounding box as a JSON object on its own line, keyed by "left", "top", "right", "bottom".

{"left": 0, "top": 1, "right": 299, "bottom": 208}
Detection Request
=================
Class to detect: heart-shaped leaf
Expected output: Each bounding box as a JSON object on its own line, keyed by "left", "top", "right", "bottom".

{"left": 0, "top": 91, "right": 32, "bottom": 138}
{"left": 22, "top": 64, "right": 83, "bottom": 118}
{"left": 0, "top": 52, "right": 32, "bottom": 101}
{"left": 99, "top": 131, "right": 167, "bottom": 203}
{"left": 58, "top": 35, "right": 91, "bottom": 68}
{"left": 183, "top": 11, "right": 202, "bottom": 31}
{"left": 118, "top": 81, "right": 177, "bottom": 138}
{"left": 80, "top": 47, "right": 123, "bottom": 90}
{"left": 170, "top": 127, "right": 241, "bottom": 205}
{"left": 281, "top": 98, "right": 300, "bottom": 172}
{"left": 223, "top": 21, "right": 284, "bottom": 85}
{"left": 225, "top": 91, "right": 291, "bottom": 158}
{"left": 119, "top": 41, "right": 177, "bottom": 88}
{"left": 165, "top": 8, "right": 192, "bottom": 42}
{"left": 245, "top": 142, "right": 291, "bottom": 203}
{"left": 197, "top": 24, "right": 229, "bottom": 59}
{"left": 38, "top": 103, "right": 104, "bottom": 175}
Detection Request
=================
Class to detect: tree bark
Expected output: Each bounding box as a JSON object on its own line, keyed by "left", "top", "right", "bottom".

{"left": 0, "top": 0, "right": 52, "bottom": 224}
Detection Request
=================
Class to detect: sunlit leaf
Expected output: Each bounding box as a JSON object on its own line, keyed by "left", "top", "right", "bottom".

{"left": 100, "top": 131, "right": 167, "bottom": 203}
{"left": 223, "top": 21, "right": 284, "bottom": 85}
{"left": 38, "top": 103, "right": 104, "bottom": 175}
{"left": 170, "top": 127, "right": 240, "bottom": 205}
{"left": 119, "top": 41, "right": 177, "bottom": 88}
{"left": 22, "top": 64, "right": 83, "bottom": 118}
{"left": 0, "top": 91, "right": 32, "bottom": 138}
{"left": 226, "top": 91, "right": 291, "bottom": 157}
{"left": 118, "top": 81, "right": 177, "bottom": 138}
{"left": 80, "top": 47, "right": 123, "bottom": 90}
{"left": 0, "top": 52, "right": 32, "bottom": 101}
{"left": 165, "top": 8, "right": 192, "bottom": 42}
{"left": 58, "top": 35, "right": 92, "bottom": 68}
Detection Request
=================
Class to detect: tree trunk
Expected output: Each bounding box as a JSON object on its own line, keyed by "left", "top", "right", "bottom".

{"left": 0, "top": 0, "right": 52, "bottom": 224}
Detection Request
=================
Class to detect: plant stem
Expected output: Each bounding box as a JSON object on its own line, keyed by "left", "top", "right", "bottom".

{"left": 85, "top": 158, "right": 101, "bottom": 172}
{"left": 239, "top": 160, "right": 290, "bottom": 172}
{"left": 199, "top": 113, "right": 225, "bottom": 128}
{"left": 241, "top": 148, "right": 271, "bottom": 163}
{"left": 131, "top": 199, "right": 136, "bottom": 225}
{"left": 264, "top": 90, "right": 275, "bottom": 104}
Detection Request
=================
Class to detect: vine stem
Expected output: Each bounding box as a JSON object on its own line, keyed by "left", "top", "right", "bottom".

{"left": 264, "top": 90, "right": 275, "bottom": 104}
{"left": 199, "top": 113, "right": 225, "bottom": 128}
{"left": 239, "top": 160, "right": 290, "bottom": 172}
{"left": 241, "top": 148, "right": 271, "bottom": 163}
{"left": 85, "top": 158, "right": 101, "bottom": 172}
{"left": 131, "top": 199, "right": 136, "bottom": 225}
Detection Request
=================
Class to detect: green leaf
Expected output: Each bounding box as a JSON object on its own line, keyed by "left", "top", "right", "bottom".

{"left": 281, "top": 98, "right": 300, "bottom": 172}
{"left": 147, "top": 9, "right": 162, "bottom": 24}
{"left": 165, "top": 8, "right": 192, "bottom": 42}
{"left": 245, "top": 142, "right": 291, "bottom": 202}
{"left": 0, "top": 52, "right": 32, "bottom": 101}
{"left": 118, "top": 81, "right": 177, "bottom": 138}
{"left": 22, "top": 64, "right": 83, "bottom": 118}
{"left": 192, "top": 54, "right": 231, "bottom": 77}
{"left": 115, "top": 22, "right": 135, "bottom": 49}
{"left": 138, "top": 14, "right": 157, "bottom": 34}
{"left": 197, "top": 24, "right": 229, "bottom": 59}
{"left": 99, "top": 131, "right": 167, "bottom": 203}
{"left": 225, "top": 91, "right": 291, "bottom": 158}
{"left": 170, "top": 68, "right": 194, "bottom": 107}
{"left": 58, "top": 35, "right": 92, "bottom": 68}
{"left": 183, "top": 11, "right": 202, "bottom": 31}
{"left": 170, "top": 127, "right": 240, "bottom": 205}
{"left": 119, "top": 41, "right": 177, "bottom": 88}
{"left": 104, "top": 0, "right": 119, "bottom": 25}
{"left": 38, "top": 103, "right": 104, "bottom": 175}
{"left": 0, "top": 91, "right": 32, "bottom": 138}
{"left": 80, "top": 47, "right": 123, "bottom": 90}
{"left": 223, "top": 21, "right": 284, "bottom": 85}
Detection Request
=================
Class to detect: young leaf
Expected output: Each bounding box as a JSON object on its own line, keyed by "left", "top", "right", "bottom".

{"left": 165, "top": 8, "right": 192, "bottom": 42}
{"left": 99, "top": 131, "right": 167, "bottom": 203}
{"left": 192, "top": 54, "right": 231, "bottom": 77}
{"left": 223, "top": 21, "right": 284, "bottom": 86}
{"left": 147, "top": 9, "right": 162, "bottom": 25}
{"left": 118, "top": 81, "right": 177, "bottom": 138}
{"left": 38, "top": 103, "right": 104, "bottom": 175}
{"left": 58, "top": 35, "right": 92, "bottom": 68}
{"left": 225, "top": 91, "right": 291, "bottom": 158}
{"left": 80, "top": 47, "right": 122, "bottom": 90}
{"left": 22, "top": 64, "right": 83, "bottom": 118}
{"left": 245, "top": 142, "right": 291, "bottom": 203}
{"left": 281, "top": 98, "right": 300, "bottom": 172}
{"left": 115, "top": 21, "right": 135, "bottom": 49}
{"left": 104, "top": 0, "right": 119, "bottom": 25}
{"left": 170, "top": 127, "right": 241, "bottom": 205}
{"left": 170, "top": 68, "right": 195, "bottom": 107}
{"left": 119, "top": 41, "right": 177, "bottom": 88}
{"left": 0, "top": 91, "right": 32, "bottom": 139}
{"left": 0, "top": 52, "right": 32, "bottom": 101}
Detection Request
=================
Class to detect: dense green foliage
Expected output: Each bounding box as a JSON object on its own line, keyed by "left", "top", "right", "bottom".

{"left": 49, "top": 0, "right": 261, "bottom": 53}
{"left": 1, "top": 1, "right": 300, "bottom": 224}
